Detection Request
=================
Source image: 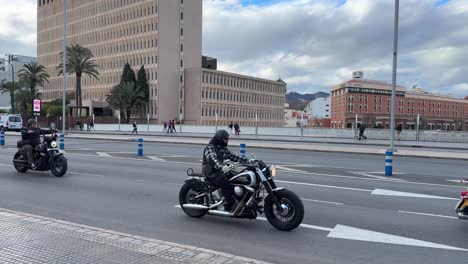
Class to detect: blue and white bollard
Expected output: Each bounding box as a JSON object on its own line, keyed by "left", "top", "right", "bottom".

{"left": 59, "top": 134, "right": 65, "bottom": 150}
{"left": 385, "top": 150, "right": 393, "bottom": 176}
{"left": 0, "top": 130, "right": 5, "bottom": 146}
{"left": 138, "top": 138, "right": 144, "bottom": 156}
{"left": 240, "top": 143, "right": 246, "bottom": 158}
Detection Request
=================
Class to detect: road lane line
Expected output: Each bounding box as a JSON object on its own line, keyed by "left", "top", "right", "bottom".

{"left": 96, "top": 152, "right": 112, "bottom": 157}
{"left": 68, "top": 172, "right": 106, "bottom": 177}
{"left": 275, "top": 180, "right": 372, "bottom": 192}
{"left": 371, "top": 189, "right": 458, "bottom": 200}
{"left": 302, "top": 199, "right": 344, "bottom": 206}
{"left": 147, "top": 156, "right": 165, "bottom": 161}
{"left": 398, "top": 210, "right": 457, "bottom": 219}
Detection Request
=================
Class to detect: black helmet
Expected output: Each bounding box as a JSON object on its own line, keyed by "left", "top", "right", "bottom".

{"left": 27, "top": 119, "right": 37, "bottom": 127}
{"left": 211, "top": 129, "right": 230, "bottom": 147}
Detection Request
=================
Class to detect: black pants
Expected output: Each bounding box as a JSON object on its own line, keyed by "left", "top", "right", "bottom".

{"left": 22, "top": 145, "right": 34, "bottom": 165}
{"left": 207, "top": 175, "right": 235, "bottom": 204}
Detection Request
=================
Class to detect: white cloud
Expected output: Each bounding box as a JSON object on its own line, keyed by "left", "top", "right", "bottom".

{"left": 203, "top": 0, "right": 468, "bottom": 97}
{"left": 2, "top": 0, "right": 468, "bottom": 98}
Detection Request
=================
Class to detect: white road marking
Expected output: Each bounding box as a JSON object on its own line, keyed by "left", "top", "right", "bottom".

{"left": 275, "top": 180, "right": 372, "bottom": 192}
{"left": 371, "top": 189, "right": 458, "bottom": 200}
{"left": 174, "top": 205, "right": 466, "bottom": 251}
{"left": 327, "top": 224, "right": 467, "bottom": 251}
{"left": 147, "top": 156, "right": 165, "bottom": 161}
{"left": 68, "top": 172, "right": 106, "bottom": 177}
{"left": 276, "top": 166, "right": 306, "bottom": 173}
{"left": 446, "top": 179, "right": 462, "bottom": 183}
{"left": 349, "top": 171, "right": 406, "bottom": 182}
{"left": 302, "top": 199, "right": 344, "bottom": 206}
{"left": 398, "top": 210, "right": 457, "bottom": 219}
{"left": 96, "top": 152, "right": 112, "bottom": 157}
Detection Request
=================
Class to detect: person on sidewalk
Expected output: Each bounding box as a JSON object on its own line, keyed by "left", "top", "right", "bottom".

{"left": 228, "top": 122, "right": 233, "bottom": 133}
{"left": 396, "top": 123, "right": 402, "bottom": 141}
{"left": 163, "top": 121, "right": 168, "bottom": 133}
{"left": 90, "top": 120, "right": 94, "bottom": 131}
{"left": 86, "top": 120, "right": 91, "bottom": 132}
{"left": 358, "top": 124, "right": 367, "bottom": 140}
{"left": 234, "top": 123, "right": 240, "bottom": 136}
{"left": 202, "top": 130, "right": 249, "bottom": 212}
{"left": 132, "top": 121, "right": 138, "bottom": 134}
{"left": 171, "top": 120, "right": 177, "bottom": 133}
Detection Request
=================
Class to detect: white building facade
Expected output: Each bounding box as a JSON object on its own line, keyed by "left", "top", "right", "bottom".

{"left": 305, "top": 97, "right": 331, "bottom": 118}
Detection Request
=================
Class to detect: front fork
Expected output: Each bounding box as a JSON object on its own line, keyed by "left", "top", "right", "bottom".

{"left": 258, "top": 168, "right": 284, "bottom": 211}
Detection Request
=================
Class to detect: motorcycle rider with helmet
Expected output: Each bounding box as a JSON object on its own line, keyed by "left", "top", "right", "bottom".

{"left": 20, "top": 119, "right": 57, "bottom": 169}
{"left": 202, "top": 129, "right": 253, "bottom": 212}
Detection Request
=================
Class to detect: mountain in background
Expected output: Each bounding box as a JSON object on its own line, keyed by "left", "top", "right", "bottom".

{"left": 285, "top": 91, "right": 329, "bottom": 110}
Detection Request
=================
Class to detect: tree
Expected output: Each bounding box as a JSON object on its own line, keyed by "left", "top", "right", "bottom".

{"left": 57, "top": 44, "right": 99, "bottom": 117}
{"left": 14, "top": 88, "right": 33, "bottom": 119}
{"left": 18, "top": 62, "right": 50, "bottom": 99}
{"left": 136, "top": 65, "right": 149, "bottom": 110}
{"left": 120, "top": 63, "right": 136, "bottom": 84}
{"left": 106, "top": 82, "right": 145, "bottom": 123}
{"left": 0, "top": 80, "right": 21, "bottom": 114}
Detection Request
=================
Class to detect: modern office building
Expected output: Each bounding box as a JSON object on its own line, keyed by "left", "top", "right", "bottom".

{"left": 37, "top": 0, "right": 285, "bottom": 126}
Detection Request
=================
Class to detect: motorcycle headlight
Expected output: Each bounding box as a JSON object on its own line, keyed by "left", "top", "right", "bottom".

{"left": 270, "top": 165, "right": 277, "bottom": 177}
{"left": 51, "top": 141, "right": 58, "bottom": 148}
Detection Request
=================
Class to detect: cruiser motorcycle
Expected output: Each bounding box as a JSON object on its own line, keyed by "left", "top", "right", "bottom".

{"left": 13, "top": 132, "right": 68, "bottom": 177}
{"left": 455, "top": 179, "right": 468, "bottom": 220}
{"left": 179, "top": 160, "right": 304, "bottom": 231}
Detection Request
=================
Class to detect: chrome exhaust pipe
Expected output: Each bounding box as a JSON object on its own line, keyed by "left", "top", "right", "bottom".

{"left": 208, "top": 198, "right": 225, "bottom": 209}
{"left": 182, "top": 204, "right": 208, "bottom": 210}
{"left": 208, "top": 210, "right": 234, "bottom": 217}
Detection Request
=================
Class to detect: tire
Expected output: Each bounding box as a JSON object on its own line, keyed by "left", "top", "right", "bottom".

{"left": 264, "top": 189, "right": 304, "bottom": 231}
{"left": 179, "top": 181, "right": 207, "bottom": 218}
{"left": 50, "top": 155, "right": 67, "bottom": 177}
{"left": 13, "top": 152, "right": 28, "bottom": 173}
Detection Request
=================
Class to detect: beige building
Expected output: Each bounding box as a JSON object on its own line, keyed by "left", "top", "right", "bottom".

{"left": 38, "top": 0, "right": 201, "bottom": 121}
{"left": 37, "top": 0, "right": 285, "bottom": 126}
{"left": 185, "top": 68, "right": 286, "bottom": 127}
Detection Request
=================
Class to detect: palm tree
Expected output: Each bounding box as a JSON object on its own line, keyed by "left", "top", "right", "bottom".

{"left": 14, "top": 88, "right": 33, "bottom": 118}
{"left": 0, "top": 80, "right": 21, "bottom": 114}
{"left": 18, "top": 62, "right": 50, "bottom": 99}
{"left": 106, "top": 82, "right": 145, "bottom": 123}
{"left": 57, "top": 44, "right": 99, "bottom": 117}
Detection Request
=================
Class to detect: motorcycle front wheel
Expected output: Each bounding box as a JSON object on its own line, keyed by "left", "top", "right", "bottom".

{"left": 50, "top": 155, "right": 67, "bottom": 177}
{"left": 179, "top": 181, "right": 207, "bottom": 218}
{"left": 264, "top": 189, "right": 304, "bottom": 231}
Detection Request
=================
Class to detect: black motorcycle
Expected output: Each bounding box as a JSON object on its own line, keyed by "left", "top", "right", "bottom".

{"left": 13, "top": 132, "right": 68, "bottom": 177}
{"left": 179, "top": 160, "right": 304, "bottom": 231}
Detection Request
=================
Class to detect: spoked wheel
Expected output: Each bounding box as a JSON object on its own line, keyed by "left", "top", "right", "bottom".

{"left": 50, "top": 155, "right": 67, "bottom": 177}
{"left": 264, "top": 189, "right": 304, "bottom": 231}
{"left": 179, "top": 181, "right": 207, "bottom": 218}
{"left": 13, "top": 152, "right": 28, "bottom": 173}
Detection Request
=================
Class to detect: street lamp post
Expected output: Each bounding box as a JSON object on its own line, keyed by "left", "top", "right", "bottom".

{"left": 0, "top": 57, "right": 15, "bottom": 114}
{"left": 62, "top": 0, "right": 68, "bottom": 133}
{"left": 386, "top": 0, "right": 400, "bottom": 176}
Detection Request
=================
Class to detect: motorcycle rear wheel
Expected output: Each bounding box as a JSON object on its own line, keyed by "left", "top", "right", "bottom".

{"left": 13, "top": 152, "right": 28, "bottom": 173}
{"left": 179, "top": 181, "right": 207, "bottom": 218}
{"left": 264, "top": 189, "right": 304, "bottom": 231}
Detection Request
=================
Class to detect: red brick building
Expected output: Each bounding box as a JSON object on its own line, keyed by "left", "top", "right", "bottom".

{"left": 331, "top": 74, "right": 468, "bottom": 130}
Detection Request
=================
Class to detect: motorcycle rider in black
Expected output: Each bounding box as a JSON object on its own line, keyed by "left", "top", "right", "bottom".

{"left": 202, "top": 130, "right": 250, "bottom": 211}
{"left": 20, "top": 119, "right": 56, "bottom": 169}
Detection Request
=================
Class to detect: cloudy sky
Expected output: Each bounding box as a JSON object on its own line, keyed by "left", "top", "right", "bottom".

{"left": 1, "top": 0, "right": 467, "bottom": 97}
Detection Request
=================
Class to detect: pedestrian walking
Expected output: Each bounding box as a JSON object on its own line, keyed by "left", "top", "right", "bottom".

{"left": 171, "top": 120, "right": 177, "bottom": 133}
{"left": 132, "top": 121, "right": 138, "bottom": 134}
{"left": 234, "top": 123, "right": 240, "bottom": 136}
{"left": 396, "top": 123, "right": 402, "bottom": 141}
{"left": 90, "top": 120, "right": 94, "bottom": 131}
{"left": 358, "top": 124, "right": 367, "bottom": 140}
{"left": 163, "top": 121, "right": 168, "bottom": 133}
{"left": 87, "top": 120, "right": 91, "bottom": 132}
{"left": 76, "top": 120, "right": 81, "bottom": 131}
{"left": 228, "top": 122, "right": 233, "bottom": 133}
{"left": 167, "top": 120, "right": 171, "bottom": 134}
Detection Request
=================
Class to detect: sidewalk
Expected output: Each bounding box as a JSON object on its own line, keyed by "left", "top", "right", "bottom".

{"left": 59, "top": 130, "right": 468, "bottom": 151}
{"left": 64, "top": 133, "right": 468, "bottom": 160}
{"left": 0, "top": 208, "right": 269, "bottom": 264}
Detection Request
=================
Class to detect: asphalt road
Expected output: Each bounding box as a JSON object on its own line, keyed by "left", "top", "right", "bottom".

{"left": 1, "top": 136, "right": 468, "bottom": 264}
